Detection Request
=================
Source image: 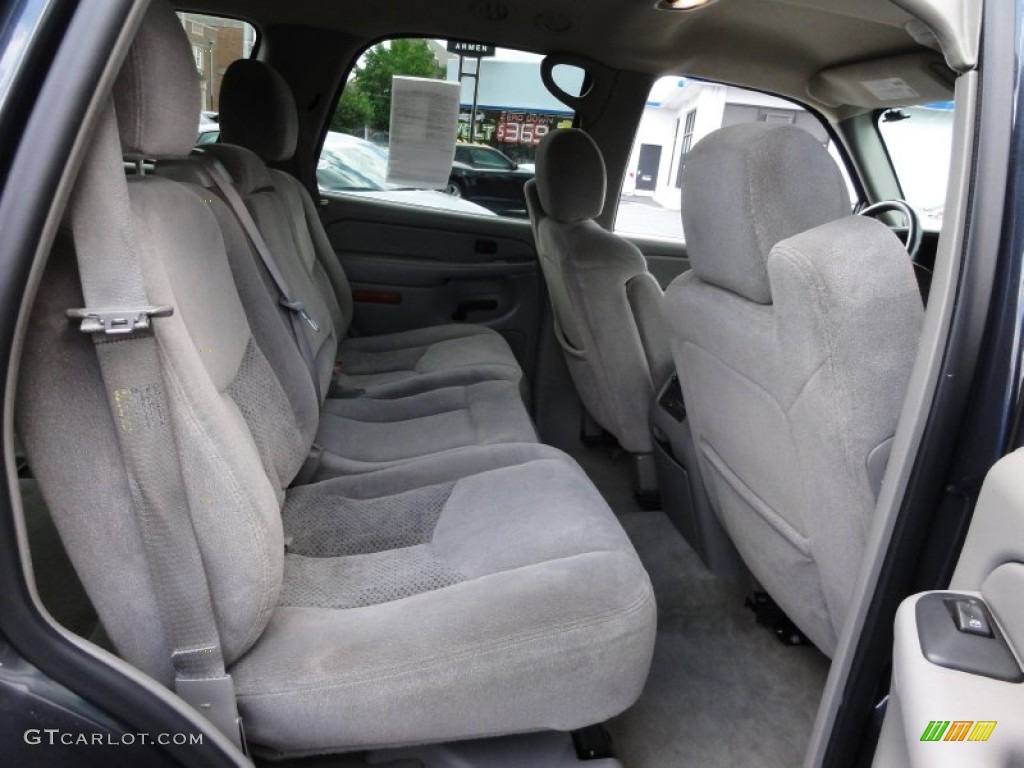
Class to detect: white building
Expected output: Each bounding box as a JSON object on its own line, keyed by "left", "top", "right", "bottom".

{"left": 624, "top": 79, "right": 828, "bottom": 208}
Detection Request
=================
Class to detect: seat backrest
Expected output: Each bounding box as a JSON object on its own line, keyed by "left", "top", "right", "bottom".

{"left": 665, "top": 122, "right": 924, "bottom": 655}
{"left": 205, "top": 59, "right": 355, "bottom": 398}
{"left": 528, "top": 129, "right": 670, "bottom": 455}
{"left": 16, "top": 1, "right": 316, "bottom": 684}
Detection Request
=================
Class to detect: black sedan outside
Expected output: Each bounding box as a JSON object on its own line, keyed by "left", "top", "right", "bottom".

{"left": 445, "top": 144, "right": 534, "bottom": 217}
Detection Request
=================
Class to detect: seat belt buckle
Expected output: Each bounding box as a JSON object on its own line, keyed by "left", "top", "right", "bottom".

{"left": 279, "top": 298, "right": 320, "bottom": 332}
{"left": 66, "top": 305, "right": 174, "bottom": 335}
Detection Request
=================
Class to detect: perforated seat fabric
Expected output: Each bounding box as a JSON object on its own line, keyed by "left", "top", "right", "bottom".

{"left": 666, "top": 122, "right": 924, "bottom": 655}
{"left": 15, "top": 1, "right": 656, "bottom": 753}
{"left": 211, "top": 60, "right": 523, "bottom": 401}
{"left": 527, "top": 129, "right": 671, "bottom": 454}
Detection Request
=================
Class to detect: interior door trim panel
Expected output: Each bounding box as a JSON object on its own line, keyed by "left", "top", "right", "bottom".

{"left": 318, "top": 194, "right": 543, "bottom": 377}
{"left": 877, "top": 449, "right": 1024, "bottom": 767}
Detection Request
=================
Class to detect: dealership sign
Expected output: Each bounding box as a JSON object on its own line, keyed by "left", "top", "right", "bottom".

{"left": 447, "top": 40, "right": 495, "bottom": 57}
{"left": 458, "top": 109, "right": 573, "bottom": 145}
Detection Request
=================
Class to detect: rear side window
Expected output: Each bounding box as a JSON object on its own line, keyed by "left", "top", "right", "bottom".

{"left": 176, "top": 13, "right": 257, "bottom": 145}
{"left": 878, "top": 104, "right": 955, "bottom": 231}
{"left": 321, "top": 38, "right": 581, "bottom": 219}
{"left": 614, "top": 78, "right": 856, "bottom": 241}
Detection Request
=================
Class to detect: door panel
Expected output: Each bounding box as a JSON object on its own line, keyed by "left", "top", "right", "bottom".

{"left": 621, "top": 234, "right": 691, "bottom": 288}
{"left": 876, "top": 449, "right": 1024, "bottom": 767}
{"left": 319, "top": 194, "right": 543, "bottom": 378}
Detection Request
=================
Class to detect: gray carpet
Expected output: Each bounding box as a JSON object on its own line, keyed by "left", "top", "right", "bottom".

{"left": 571, "top": 448, "right": 830, "bottom": 768}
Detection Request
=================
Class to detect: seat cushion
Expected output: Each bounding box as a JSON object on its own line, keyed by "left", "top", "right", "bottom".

{"left": 336, "top": 324, "right": 522, "bottom": 398}
{"left": 230, "top": 450, "right": 656, "bottom": 755}
{"left": 313, "top": 380, "right": 537, "bottom": 478}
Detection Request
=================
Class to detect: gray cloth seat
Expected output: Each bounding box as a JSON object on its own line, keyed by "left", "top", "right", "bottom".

{"left": 186, "top": 152, "right": 539, "bottom": 479}
{"left": 312, "top": 379, "right": 538, "bottom": 479}
{"left": 665, "top": 122, "right": 924, "bottom": 655}
{"left": 15, "top": 1, "right": 655, "bottom": 755}
{"left": 154, "top": 63, "right": 534, "bottom": 477}
{"left": 237, "top": 446, "right": 655, "bottom": 753}
{"left": 211, "top": 59, "right": 523, "bottom": 401}
{"left": 334, "top": 324, "right": 524, "bottom": 398}
{"left": 526, "top": 129, "right": 671, "bottom": 456}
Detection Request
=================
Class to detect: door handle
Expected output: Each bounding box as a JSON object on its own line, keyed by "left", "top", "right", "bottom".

{"left": 452, "top": 299, "right": 498, "bottom": 321}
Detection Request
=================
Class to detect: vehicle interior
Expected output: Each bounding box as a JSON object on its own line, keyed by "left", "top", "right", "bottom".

{"left": 5, "top": 0, "right": 1022, "bottom": 766}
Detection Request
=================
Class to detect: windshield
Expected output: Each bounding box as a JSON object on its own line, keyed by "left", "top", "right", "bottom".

{"left": 877, "top": 103, "right": 955, "bottom": 231}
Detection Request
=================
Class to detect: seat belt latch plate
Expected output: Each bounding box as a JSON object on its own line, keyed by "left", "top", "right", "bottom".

{"left": 67, "top": 305, "right": 174, "bottom": 335}
{"left": 279, "top": 298, "right": 320, "bottom": 332}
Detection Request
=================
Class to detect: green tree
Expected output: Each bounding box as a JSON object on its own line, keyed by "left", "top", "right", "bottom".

{"left": 331, "top": 82, "right": 373, "bottom": 135}
{"left": 354, "top": 39, "right": 445, "bottom": 131}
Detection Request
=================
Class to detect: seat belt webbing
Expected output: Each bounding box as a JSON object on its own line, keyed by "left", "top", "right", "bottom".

{"left": 68, "top": 101, "right": 245, "bottom": 752}
{"left": 202, "top": 157, "right": 323, "bottom": 402}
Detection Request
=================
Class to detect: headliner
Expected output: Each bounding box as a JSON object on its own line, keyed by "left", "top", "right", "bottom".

{"left": 181, "top": 0, "right": 959, "bottom": 116}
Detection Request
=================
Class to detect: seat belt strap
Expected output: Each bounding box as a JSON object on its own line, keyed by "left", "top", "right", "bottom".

{"left": 201, "top": 156, "right": 323, "bottom": 402}
{"left": 67, "top": 101, "right": 245, "bottom": 753}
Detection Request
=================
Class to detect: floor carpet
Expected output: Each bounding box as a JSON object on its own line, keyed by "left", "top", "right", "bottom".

{"left": 571, "top": 448, "right": 831, "bottom": 768}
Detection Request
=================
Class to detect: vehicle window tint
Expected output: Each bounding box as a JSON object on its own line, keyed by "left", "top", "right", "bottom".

{"left": 878, "top": 104, "right": 955, "bottom": 231}
{"left": 321, "top": 38, "right": 579, "bottom": 219}
{"left": 176, "top": 13, "right": 257, "bottom": 146}
{"left": 614, "top": 78, "right": 856, "bottom": 242}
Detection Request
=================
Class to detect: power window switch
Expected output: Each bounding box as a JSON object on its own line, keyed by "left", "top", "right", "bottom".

{"left": 952, "top": 600, "right": 992, "bottom": 638}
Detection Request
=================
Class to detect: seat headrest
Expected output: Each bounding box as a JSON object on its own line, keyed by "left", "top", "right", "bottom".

{"left": 535, "top": 129, "right": 606, "bottom": 223}
{"left": 219, "top": 60, "right": 298, "bottom": 163}
{"left": 681, "top": 123, "right": 851, "bottom": 304}
{"left": 113, "top": 0, "right": 200, "bottom": 159}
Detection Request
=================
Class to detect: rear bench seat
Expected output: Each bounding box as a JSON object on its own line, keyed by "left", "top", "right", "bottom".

{"left": 15, "top": 0, "right": 655, "bottom": 757}
{"left": 158, "top": 59, "right": 537, "bottom": 479}
{"left": 216, "top": 56, "right": 524, "bottom": 402}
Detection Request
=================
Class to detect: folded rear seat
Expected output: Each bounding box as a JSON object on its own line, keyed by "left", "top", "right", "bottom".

{"left": 211, "top": 58, "right": 524, "bottom": 401}
{"left": 156, "top": 60, "right": 536, "bottom": 477}
{"left": 15, "top": 1, "right": 655, "bottom": 756}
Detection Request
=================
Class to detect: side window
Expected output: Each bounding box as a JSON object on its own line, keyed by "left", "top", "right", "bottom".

{"left": 615, "top": 78, "right": 857, "bottom": 241}
{"left": 176, "top": 13, "right": 257, "bottom": 146}
{"left": 877, "top": 104, "right": 955, "bottom": 231}
{"left": 321, "top": 38, "right": 581, "bottom": 219}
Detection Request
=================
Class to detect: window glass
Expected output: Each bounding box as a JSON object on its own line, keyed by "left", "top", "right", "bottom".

{"left": 614, "top": 77, "right": 856, "bottom": 241}
{"left": 322, "top": 39, "right": 580, "bottom": 218}
{"left": 176, "top": 13, "right": 257, "bottom": 145}
{"left": 878, "top": 104, "right": 955, "bottom": 231}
